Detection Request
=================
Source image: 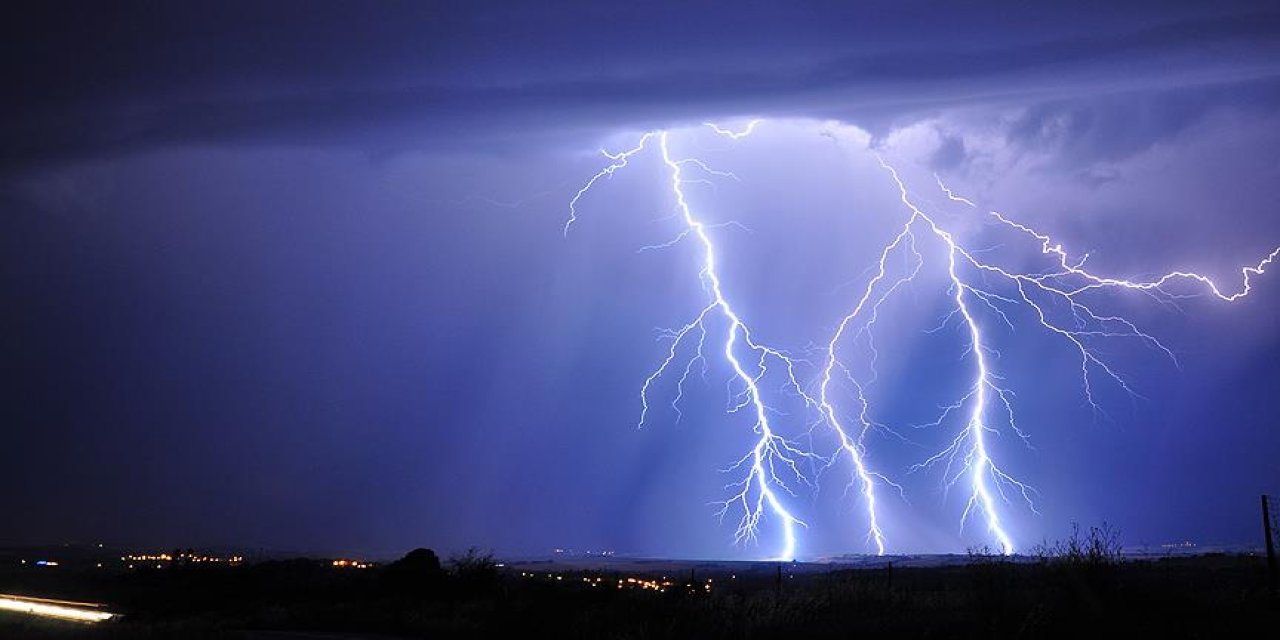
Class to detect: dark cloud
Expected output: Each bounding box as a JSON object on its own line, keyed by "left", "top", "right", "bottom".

{"left": 1004, "top": 80, "right": 1280, "bottom": 165}
{"left": 929, "top": 135, "right": 967, "bottom": 170}
{"left": 4, "top": 2, "right": 1280, "bottom": 173}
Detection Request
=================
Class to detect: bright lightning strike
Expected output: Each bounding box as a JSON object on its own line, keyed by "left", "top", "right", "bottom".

{"left": 565, "top": 119, "right": 1279, "bottom": 559}
{"left": 568, "top": 124, "right": 815, "bottom": 560}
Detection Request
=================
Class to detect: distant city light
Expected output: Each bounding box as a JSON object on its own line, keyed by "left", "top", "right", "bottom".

{"left": 120, "top": 552, "right": 243, "bottom": 566}
{"left": 520, "top": 571, "right": 688, "bottom": 594}
{"left": 331, "top": 559, "right": 373, "bottom": 569}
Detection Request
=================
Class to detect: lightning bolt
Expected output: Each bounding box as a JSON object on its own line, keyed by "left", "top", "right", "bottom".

{"left": 565, "top": 118, "right": 1279, "bottom": 559}
{"left": 703, "top": 119, "right": 762, "bottom": 140}
{"left": 564, "top": 133, "right": 656, "bottom": 236}
{"left": 846, "top": 160, "right": 1031, "bottom": 555}
{"left": 833, "top": 156, "right": 1274, "bottom": 555}
{"left": 568, "top": 124, "right": 815, "bottom": 560}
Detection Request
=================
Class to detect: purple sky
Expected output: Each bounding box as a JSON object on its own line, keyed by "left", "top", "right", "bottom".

{"left": 3, "top": 1, "right": 1280, "bottom": 559}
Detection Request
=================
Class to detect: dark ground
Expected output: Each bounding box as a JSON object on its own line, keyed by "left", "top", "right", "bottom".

{"left": 1, "top": 548, "right": 1277, "bottom": 639}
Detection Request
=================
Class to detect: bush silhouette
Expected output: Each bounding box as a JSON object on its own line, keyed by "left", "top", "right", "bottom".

{"left": 449, "top": 547, "right": 499, "bottom": 594}
{"left": 1033, "top": 522, "right": 1122, "bottom": 566}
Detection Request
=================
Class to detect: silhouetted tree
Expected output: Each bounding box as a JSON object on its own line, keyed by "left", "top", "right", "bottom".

{"left": 383, "top": 548, "right": 445, "bottom": 594}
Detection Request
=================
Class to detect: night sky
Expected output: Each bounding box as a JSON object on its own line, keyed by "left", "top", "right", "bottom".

{"left": 4, "top": 1, "right": 1280, "bottom": 560}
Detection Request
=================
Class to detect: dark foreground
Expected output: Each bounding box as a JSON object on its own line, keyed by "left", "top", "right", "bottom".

{"left": 2, "top": 551, "right": 1277, "bottom": 639}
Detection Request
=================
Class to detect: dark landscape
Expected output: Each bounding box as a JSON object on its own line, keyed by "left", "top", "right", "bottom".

{"left": 3, "top": 530, "right": 1278, "bottom": 639}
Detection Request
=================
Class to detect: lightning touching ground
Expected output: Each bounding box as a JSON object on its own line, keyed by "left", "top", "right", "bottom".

{"left": 565, "top": 120, "right": 1278, "bottom": 559}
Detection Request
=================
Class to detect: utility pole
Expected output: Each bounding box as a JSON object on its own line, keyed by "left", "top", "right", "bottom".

{"left": 1264, "top": 495, "right": 1277, "bottom": 594}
